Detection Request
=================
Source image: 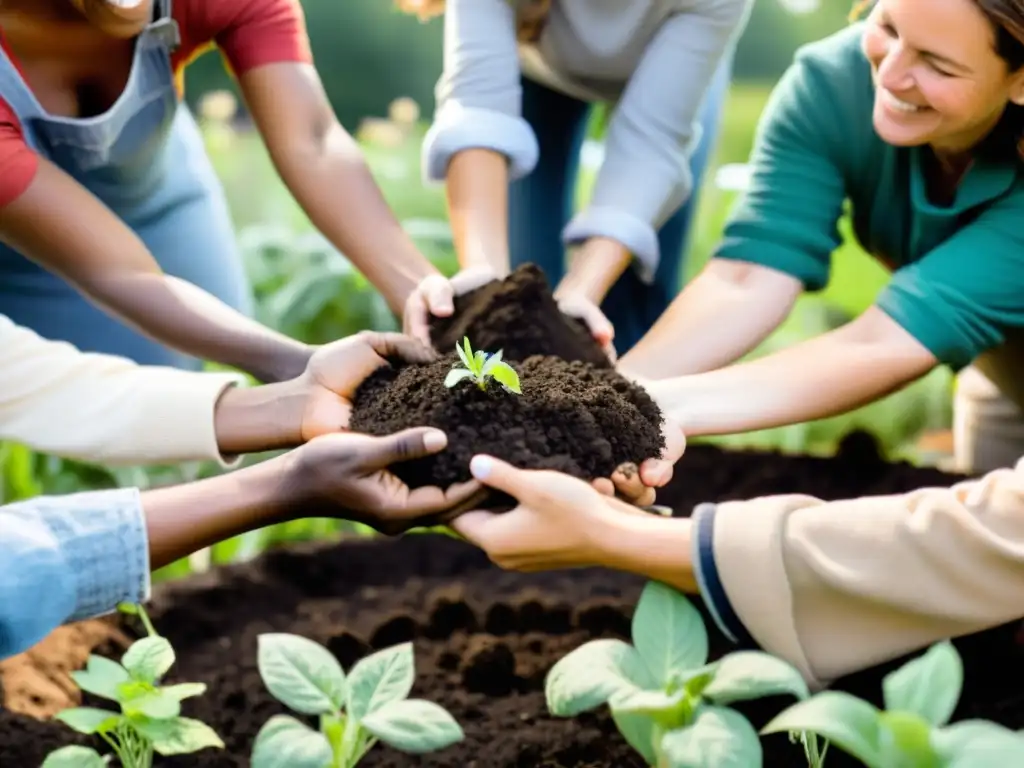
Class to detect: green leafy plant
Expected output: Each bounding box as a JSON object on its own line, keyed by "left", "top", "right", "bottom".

{"left": 252, "top": 633, "right": 464, "bottom": 767}
{"left": 444, "top": 337, "right": 521, "bottom": 394}
{"left": 545, "top": 581, "right": 809, "bottom": 767}
{"left": 763, "top": 640, "right": 1024, "bottom": 767}
{"left": 41, "top": 603, "right": 223, "bottom": 768}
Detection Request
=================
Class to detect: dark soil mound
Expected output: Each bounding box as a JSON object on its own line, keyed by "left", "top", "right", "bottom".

{"left": 350, "top": 264, "right": 665, "bottom": 492}
{"left": 349, "top": 355, "right": 664, "bottom": 490}
{"left": 428, "top": 263, "right": 609, "bottom": 367}
{"left": 7, "top": 444, "right": 1018, "bottom": 768}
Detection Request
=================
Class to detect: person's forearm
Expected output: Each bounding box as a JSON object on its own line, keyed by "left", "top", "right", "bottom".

{"left": 555, "top": 238, "right": 632, "bottom": 306}
{"left": 271, "top": 123, "right": 438, "bottom": 315}
{"left": 446, "top": 149, "right": 512, "bottom": 275}
{"left": 594, "top": 504, "right": 697, "bottom": 592}
{"left": 212, "top": 379, "right": 310, "bottom": 456}
{"left": 618, "top": 259, "right": 802, "bottom": 380}
{"left": 142, "top": 455, "right": 296, "bottom": 569}
{"left": 647, "top": 310, "right": 936, "bottom": 437}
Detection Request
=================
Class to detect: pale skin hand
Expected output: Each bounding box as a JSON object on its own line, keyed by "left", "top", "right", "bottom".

{"left": 451, "top": 454, "right": 698, "bottom": 592}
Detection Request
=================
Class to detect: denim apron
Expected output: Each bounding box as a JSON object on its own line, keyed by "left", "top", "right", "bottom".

{"left": 0, "top": 0, "right": 252, "bottom": 369}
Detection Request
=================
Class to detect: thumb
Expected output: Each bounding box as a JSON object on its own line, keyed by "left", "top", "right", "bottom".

{"left": 448, "top": 509, "right": 498, "bottom": 545}
{"left": 364, "top": 427, "right": 449, "bottom": 466}
{"left": 468, "top": 454, "right": 537, "bottom": 501}
{"left": 421, "top": 274, "right": 455, "bottom": 317}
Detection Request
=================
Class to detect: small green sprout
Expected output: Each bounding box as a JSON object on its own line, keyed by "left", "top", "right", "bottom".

{"left": 545, "top": 581, "right": 809, "bottom": 767}
{"left": 252, "top": 633, "right": 463, "bottom": 768}
{"left": 764, "top": 640, "right": 1024, "bottom": 768}
{"left": 41, "top": 603, "right": 223, "bottom": 768}
{"left": 444, "top": 336, "right": 521, "bottom": 394}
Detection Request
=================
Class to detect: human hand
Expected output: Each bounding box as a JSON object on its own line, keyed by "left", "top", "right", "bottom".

{"left": 298, "top": 331, "right": 438, "bottom": 441}
{"left": 450, "top": 455, "right": 646, "bottom": 571}
{"left": 285, "top": 429, "right": 485, "bottom": 534}
{"left": 555, "top": 291, "right": 618, "bottom": 363}
{"left": 402, "top": 266, "right": 499, "bottom": 346}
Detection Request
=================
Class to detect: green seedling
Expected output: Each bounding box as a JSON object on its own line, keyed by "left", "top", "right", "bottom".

{"left": 252, "top": 633, "right": 463, "bottom": 768}
{"left": 763, "top": 640, "right": 1024, "bottom": 768}
{"left": 545, "top": 581, "right": 809, "bottom": 767}
{"left": 41, "top": 603, "right": 223, "bottom": 768}
{"left": 444, "top": 336, "right": 521, "bottom": 394}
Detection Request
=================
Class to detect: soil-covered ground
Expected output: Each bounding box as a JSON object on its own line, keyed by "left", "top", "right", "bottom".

{"left": 6, "top": 438, "right": 1023, "bottom": 768}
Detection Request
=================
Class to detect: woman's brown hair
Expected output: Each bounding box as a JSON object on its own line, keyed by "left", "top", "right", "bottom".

{"left": 394, "top": 0, "right": 551, "bottom": 43}
{"left": 852, "top": 0, "right": 1024, "bottom": 161}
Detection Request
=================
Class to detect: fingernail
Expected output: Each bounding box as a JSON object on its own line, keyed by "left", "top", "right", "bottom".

{"left": 470, "top": 455, "right": 493, "bottom": 479}
{"left": 424, "top": 430, "right": 447, "bottom": 451}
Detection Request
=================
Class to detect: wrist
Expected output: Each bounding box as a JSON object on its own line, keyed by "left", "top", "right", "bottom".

{"left": 594, "top": 506, "right": 698, "bottom": 592}
{"left": 251, "top": 341, "right": 316, "bottom": 384}
{"left": 213, "top": 377, "right": 309, "bottom": 456}
{"left": 558, "top": 237, "right": 631, "bottom": 305}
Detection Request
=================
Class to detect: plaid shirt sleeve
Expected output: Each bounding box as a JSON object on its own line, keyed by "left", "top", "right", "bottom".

{"left": 0, "top": 488, "right": 149, "bottom": 660}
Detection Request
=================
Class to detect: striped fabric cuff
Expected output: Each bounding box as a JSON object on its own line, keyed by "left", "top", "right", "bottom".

{"left": 691, "top": 502, "right": 757, "bottom": 648}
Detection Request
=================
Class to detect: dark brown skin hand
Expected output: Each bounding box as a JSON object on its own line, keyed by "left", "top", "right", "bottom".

{"left": 238, "top": 62, "right": 437, "bottom": 317}
{"left": 143, "top": 428, "right": 483, "bottom": 568}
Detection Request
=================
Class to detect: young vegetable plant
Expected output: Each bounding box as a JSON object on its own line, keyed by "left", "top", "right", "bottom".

{"left": 252, "top": 633, "right": 463, "bottom": 768}
{"left": 41, "top": 603, "right": 223, "bottom": 768}
{"left": 545, "top": 581, "right": 810, "bottom": 767}
{"left": 763, "top": 640, "right": 1024, "bottom": 767}
{"left": 444, "top": 336, "right": 521, "bottom": 394}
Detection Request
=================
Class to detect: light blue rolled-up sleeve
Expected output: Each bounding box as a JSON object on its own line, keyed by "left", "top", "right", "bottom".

{"left": 0, "top": 488, "right": 149, "bottom": 660}
{"left": 422, "top": 0, "right": 540, "bottom": 184}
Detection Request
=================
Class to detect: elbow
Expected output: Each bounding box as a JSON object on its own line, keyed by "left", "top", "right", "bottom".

{"left": 833, "top": 309, "right": 939, "bottom": 384}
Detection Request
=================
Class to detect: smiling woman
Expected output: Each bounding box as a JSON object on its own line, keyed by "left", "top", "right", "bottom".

{"left": 616, "top": 0, "right": 1024, "bottom": 477}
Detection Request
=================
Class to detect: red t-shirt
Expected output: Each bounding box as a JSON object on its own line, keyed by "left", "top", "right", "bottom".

{"left": 0, "top": 0, "right": 313, "bottom": 207}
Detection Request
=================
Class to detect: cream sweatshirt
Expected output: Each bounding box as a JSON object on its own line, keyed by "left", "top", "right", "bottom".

{"left": 0, "top": 314, "right": 243, "bottom": 466}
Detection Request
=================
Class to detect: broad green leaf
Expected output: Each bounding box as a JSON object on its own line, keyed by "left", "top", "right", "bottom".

{"left": 545, "top": 639, "right": 649, "bottom": 717}
{"left": 882, "top": 641, "right": 962, "bottom": 727}
{"left": 481, "top": 349, "right": 504, "bottom": 373}
{"left": 609, "top": 688, "right": 689, "bottom": 729}
{"left": 632, "top": 581, "right": 707, "bottom": 684}
{"left": 702, "top": 651, "right": 810, "bottom": 705}
{"left": 124, "top": 689, "right": 182, "bottom": 720}
{"left": 122, "top": 636, "right": 175, "bottom": 683}
{"left": 251, "top": 714, "right": 333, "bottom": 768}
{"left": 933, "top": 720, "right": 1024, "bottom": 766}
{"left": 346, "top": 642, "right": 415, "bottom": 722}
{"left": 362, "top": 699, "right": 464, "bottom": 754}
{"left": 70, "top": 655, "right": 131, "bottom": 701}
{"left": 763, "top": 691, "right": 884, "bottom": 767}
{"left": 162, "top": 682, "right": 207, "bottom": 701}
{"left": 659, "top": 706, "right": 763, "bottom": 768}
{"left": 135, "top": 716, "right": 225, "bottom": 755}
{"left": 54, "top": 707, "right": 119, "bottom": 734}
{"left": 878, "top": 711, "right": 940, "bottom": 768}
{"left": 257, "top": 633, "right": 346, "bottom": 715}
{"left": 612, "top": 709, "right": 658, "bottom": 765}
{"left": 41, "top": 746, "right": 106, "bottom": 768}
{"left": 444, "top": 368, "right": 475, "bottom": 388}
{"left": 489, "top": 363, "right": 522, "bottom": 394}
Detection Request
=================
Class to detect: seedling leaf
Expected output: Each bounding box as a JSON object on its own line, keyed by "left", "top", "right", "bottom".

{"left": 162, "top": 682, "right": 207, "bottom": 701}
{"left": 659, "top": 706, "right": 763, "bottom": 767}
{"left": 877, "top": 711, "right": 939, "bottom": 766}
{"left": 473, "top": 349, "right": 487, "bottom": 370}
{"left": 135, "top": 716, "right": 225, "bottom": 755}
{"left": 257, "top": 633, "right": 346, "bottom": 715}
{"left": 346, "top": 641, "right": 416, "bottom": 722}
{"left": 632, "top": 582, "right": 707, "bottom": 685}
{"left": 251, "top": 714, "right": 333, "bottom": 768}
{"left": 882, "top": 640, "right": 962, "bottom": 727}
{"left": 41, "top": 746, "right": 107, "bottom": 768}
{"left": 609, "top": 687, "right": 688, "bottom": 728}
{"left": 763, "top": 691, "right": 884, "bottom": 766}
{"left": 122, "top": 636, "right": 175, "bottom": 683}
{"left": 124, "top": 688, "right": 182, "bottom": 720}
{"left": 362, "top": 698, "right": 464, "bottom": 753}
{"left": 932, "top": 720, "right": 1024, "bottom": 765}
{"left": 444, "top": 368, "right": 476, "bottom": 388}
{"left": 54, "top": 707, "right": 119, "bottom": 735}
{"left": 545, "top": 638, "right": 647, "bottom": 717}
{"left": 70, "top": 655, "right": 131, "bottom": 701}
{"left": 481, "top": 349, "right": 504, "bottom": 372}
{"left": 612, "top": 709, "right": 658, "bottom": 765}
{"left": 702, "top": 651, "right": 810, "bottom": 705}
{"left": 461, "top": 337, "right": 473, "bottom": 368}
{"left": 489, "top": 362, "right": 522, "bottom": 394}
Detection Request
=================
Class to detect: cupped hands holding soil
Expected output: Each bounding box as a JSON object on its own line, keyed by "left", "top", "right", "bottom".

{"left": 349, "top": 264, "right": 665, "bottom": 501}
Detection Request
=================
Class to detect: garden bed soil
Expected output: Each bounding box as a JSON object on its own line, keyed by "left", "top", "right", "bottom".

{"left": 349, "top": 264, "right": 664, "bottom": 493}
{"left": 6, "top": 438, "right": 1024, "bottom": 768}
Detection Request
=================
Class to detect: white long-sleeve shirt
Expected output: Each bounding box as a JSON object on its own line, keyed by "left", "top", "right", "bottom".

{"left": 0, "top": 313, "right": 243, "bottom": 466}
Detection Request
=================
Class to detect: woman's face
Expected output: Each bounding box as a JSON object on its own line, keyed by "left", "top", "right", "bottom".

{"left": 67, "top": 0, "right": 153, "bottom": 37}
{"left": 861, "top": 0, "right": 1024, "bottom": 155}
